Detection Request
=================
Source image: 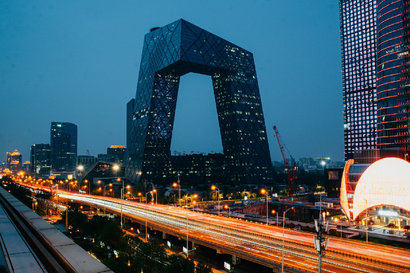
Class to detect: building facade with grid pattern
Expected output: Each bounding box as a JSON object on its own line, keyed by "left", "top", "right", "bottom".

{"left": 126, "top": 19, "right": 272, "bottom": 185}
{"left": 340, "top": 0, "right": 378, "bottom": 160}
{"left": 376, "top": 0, "right": 410, "bottom": 151}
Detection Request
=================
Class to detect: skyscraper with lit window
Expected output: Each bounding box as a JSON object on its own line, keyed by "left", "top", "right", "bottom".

{"left": 340, "top": 0, "right": 378, "bottom": 160}
{"left": 50, "top": 122, "right": 77, "bottom": 172}
{"left": 376, "top": 0, "right": 410, "bottom": 152}
{"left": 30, "top": 144, "right": 51, "bottom": 176}
{"left": 126, "top": 19, "right": 272, "bottom": 185}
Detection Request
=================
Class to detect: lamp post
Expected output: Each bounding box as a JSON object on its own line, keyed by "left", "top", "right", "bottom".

{"left": 282, "top": 207, "right": 294, "bottom": 273}
{"left": 260, "top": 188, "right": 269, "bottom": 225}
{"left": 211, "top": 185, "right": 220, "bottom": 216}
{"left": 271, "top": 209, "right": 277, "bottom": 226}
{"left": 224, "top": 204, "right": 231, "bottom": 217}
{"left": 172, "top": 175, "right": 181, "bottom": 206}
{"left": 152, "top": 188, "right": 157, "bottom": 204}
{"left": 186, "top": 208, "right": 189, "bottom": 257}
{"left": 76, "top": 165, "right": 84, "bottom": 183}
{"left": 113, "top": 164, "right": 124, "bottom": 227}
{"left": 145, "top": 191, "right": 153, "bottom": 241}
{"left": 83, "top": 179, "right": 90, "bottom": 195}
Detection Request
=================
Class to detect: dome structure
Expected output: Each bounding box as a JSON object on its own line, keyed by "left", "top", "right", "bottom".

{"left": 352, "top": 157, "right": 410, "bottom": 220}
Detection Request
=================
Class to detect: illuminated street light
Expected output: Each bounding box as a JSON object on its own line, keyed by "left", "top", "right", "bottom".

{"left": 260, "top": 188, "right": 269, "bottom": 225}
{"left": 172, "top": 176, "right": 181, "bottom": 206}
{"left": 282, "top": 207, "right": 294, "bottom": 273}
{"left": 112, "top": 164, "right": 120, "bottom": 172}
{"left": 77, "top": 165, "right": 84, "bottom": 172}
{"left": 211, "top": 185, "right": 221, "bottom": 216}
{"left": 224, "top": 204, "right": 231, "bottom": 217}
{"left": 272, "top": 209, "right": 279, "bottom": 226}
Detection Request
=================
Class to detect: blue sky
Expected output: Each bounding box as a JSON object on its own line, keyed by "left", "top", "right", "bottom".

{"left": 0, "top": 0, "right": 343, "bottom": 162}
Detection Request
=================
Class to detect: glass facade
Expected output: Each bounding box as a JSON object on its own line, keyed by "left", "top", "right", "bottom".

{"left": 30, "top": 144, "right": 51, "bottom": 176}
{"left": 340, "top": 0, "right": 378, "bottom": 160}
{"left": 126, "top": 19, "right": 272, "bottom": 185}
{"left": 376, "top": 0, "right": 410, "bottom": 151}
{"left": 50, "top": 122, "right": 77, "bottom": 171}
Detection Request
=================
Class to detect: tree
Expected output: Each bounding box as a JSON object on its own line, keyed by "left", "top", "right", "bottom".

{"left": 195, "top": 263, "right": 212, "bottom": 273}
{"left": 165, "top": 255, "right": 195, "bottom": 273}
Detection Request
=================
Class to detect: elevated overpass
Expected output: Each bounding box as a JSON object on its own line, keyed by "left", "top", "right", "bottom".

{"left": 56, "top": 190, "right": 410, "bottom": 273}
{"left": 0, "top": 187, "right": 112, "bottom": 273}
{"left": 8, "top": 182, "right": 410, "bottom": 273}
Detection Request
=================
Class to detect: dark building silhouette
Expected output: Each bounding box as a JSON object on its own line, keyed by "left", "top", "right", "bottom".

{"left": 324, "top": 168, "right": 343, "bottom": 198}
{"left": 376, "top": 0, "right": 410, "bottom": 152}
{"left": 107, "top": 145, "right": 126, "bottom": 163}
{"left": 76, "top": 155, "right": 97, "bottom": 170}
{"left": 340, "top": 0, "right": 378, "bottom": 160}
{"left": 30, "top": 144, "right": 51, "bottom": 176}
{"left": 126, "top": 19, "right": 272, "bottom": 185}
{"left": 50, "top": 122, "right": 77, "bottom": 172}
{"left": 171, "top": 153, "right": 227, "bottom": 185}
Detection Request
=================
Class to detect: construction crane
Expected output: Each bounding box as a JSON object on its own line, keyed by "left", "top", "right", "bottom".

{"left": 273, "top": 125, "right": 297, "bottom": 198}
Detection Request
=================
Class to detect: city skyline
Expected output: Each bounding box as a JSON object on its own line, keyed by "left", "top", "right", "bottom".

{"left": 0, "top": 1, "right": 342, "bottom": 163}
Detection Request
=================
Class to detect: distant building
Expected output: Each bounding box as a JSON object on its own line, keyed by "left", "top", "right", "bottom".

{"left": 76, "top": 155, "right": 97, "bottom": 171}
{"left": 298, "top": 157, "right": 342, "bottom": 172}
{"left": 6, "top": 150, "right": 22, "bottom": 173}
{"left": 106, "top": 145, "right": 126, "bottom": 163}
{"left": 324, "top": 168, "right": 343, "bottom": 198}
{"left": 97, "top": 154, "right": 117, "bottom": 163}
{"left": 170, "top": 153, "right": 227, "bottom": 186}
{"left": 23, "top": 161, "right": 31, "bottom": 173}
{"left": 50, "top": 122, "right": 77, "bottom": 172}
{"left": 30, "top": 144, "right": 51, "bottom": 176}
{"left": 81, "top": 161, "right": 125, "bottom": 192}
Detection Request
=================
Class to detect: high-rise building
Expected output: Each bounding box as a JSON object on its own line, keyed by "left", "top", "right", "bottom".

{"left": 6, "top": 150, "right": 22, "bottom": 172}
{"left": 107, "top": 145, "right": 126, "bottom": 163}
{"left": 50, "top": 122, "right": 77, "bottom": 172}
{"left": 30, "top": 144, "right": 51, "bottom": 176}
{"left": 126, "top": 19, "right": 272, "bottom": 185}
{"left": 376, "top": 0, "right": 410, "bottom": 151}
{"left": 76, "top": 155, "right": 97, "bottom": 171}
{"left": 340, "top": 0, "right": 378, "bottom": 160}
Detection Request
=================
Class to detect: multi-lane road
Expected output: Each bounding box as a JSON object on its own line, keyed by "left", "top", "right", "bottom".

{"left": 17, "top": 182, "right": 410, "bottom": 273}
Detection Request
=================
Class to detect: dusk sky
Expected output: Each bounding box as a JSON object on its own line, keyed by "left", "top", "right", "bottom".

{"left": 0, "top": 1, "right": 342, "bottom": 163}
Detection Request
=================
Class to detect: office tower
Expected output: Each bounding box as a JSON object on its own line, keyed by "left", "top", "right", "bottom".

{"left": 50, "top": 122, "right": 77, "bottom": 171}
{"left": 6, "top": 150, "right": 22, "bottom": 172}
{"left": 30, "top": 144, "right": 51, "bottom": 176}
{"left": 106, "top": 145, "right": 127, "bottom": 163}
{"left": 376, "top": 0, "right": 410, "bottom": 151}
{"left": 126, "top": 19, "right": 272, "bottom": 184}
{"left": 340, "top": 0, "right": 378, "bottom": 160}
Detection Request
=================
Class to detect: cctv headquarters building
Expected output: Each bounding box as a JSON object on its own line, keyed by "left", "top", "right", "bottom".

{"left": 126, "top": 19, "right": 272, "bottom": 185}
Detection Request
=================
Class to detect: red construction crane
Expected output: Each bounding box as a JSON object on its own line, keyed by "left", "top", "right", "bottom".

{"left": 273, "top": 125, "right": 297, "bottom": 197}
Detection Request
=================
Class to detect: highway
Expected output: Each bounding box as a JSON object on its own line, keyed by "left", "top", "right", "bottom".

{"left": 51, "top": 190, "right": 410, "bottom": 273}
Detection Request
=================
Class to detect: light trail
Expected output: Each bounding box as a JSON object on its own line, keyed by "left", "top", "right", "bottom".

{"left": 57, "top": 192, "right": 410, "bottom": 273}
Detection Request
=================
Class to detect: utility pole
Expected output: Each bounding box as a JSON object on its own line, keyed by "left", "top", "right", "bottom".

{"left": 314, "top": 212, "right": 329, "bottom": 273}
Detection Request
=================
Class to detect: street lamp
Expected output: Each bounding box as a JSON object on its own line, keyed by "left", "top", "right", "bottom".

{"left": 224, "top": 204, "right": 231, "bottom": 217}
{"left": 260, "top": 188, "right": 269, "bottom": 225}
{"left": 145, "top": 191, "right": 154, "bottom": 240}
{"left": 272, "top": 209, "right": 278, "bottom": 226}
{"left": 211, "top": 185, "right": 220, "bottom": 216}
{"left": 83, "top": 179, "right": 90, "bottom": 195}
{"left": 282, "top": 207, "right": 294, "bottom": 273}
{"left": 172, "top": 176, "right": 181, "bottom": 206}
